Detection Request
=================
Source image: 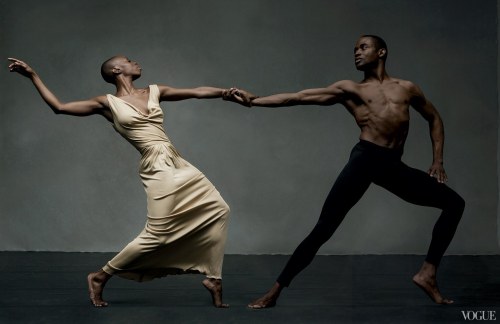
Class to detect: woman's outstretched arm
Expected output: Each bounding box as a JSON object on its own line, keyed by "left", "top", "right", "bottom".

{"left": 158, "top": 85, "right": 229, "bottom": 102}
{"left": 8, "top": 58, "right": 110, "bottom": 119}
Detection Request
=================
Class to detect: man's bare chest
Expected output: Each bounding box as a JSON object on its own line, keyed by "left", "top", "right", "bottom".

{"left": 358, "top": 82, "right": 410, "bottom": 107}
{"left": 352, "top": 85, "right": 411, "bottom": 123}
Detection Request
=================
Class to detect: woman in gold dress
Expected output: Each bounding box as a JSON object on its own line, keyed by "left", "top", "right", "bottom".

{"left": 8, "top": 56, "right": 231, "bottom": 308}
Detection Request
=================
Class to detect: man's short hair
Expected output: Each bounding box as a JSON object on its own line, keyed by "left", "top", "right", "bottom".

{"left": 361, "top": 35, "right": 388, "bottom": 60}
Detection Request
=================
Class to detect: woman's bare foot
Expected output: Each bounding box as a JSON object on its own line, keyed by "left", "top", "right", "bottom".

{"left": 248, "top": 282, "right": 282, "bottom": 309}
{"left": 87, "top": 270, "right": 111, "bottom": 307}
{"left": 412, "top": 261, "right": 453, "bottom": 304}
{"left": 202, "top": 278, "right": 229, "bottom": 308}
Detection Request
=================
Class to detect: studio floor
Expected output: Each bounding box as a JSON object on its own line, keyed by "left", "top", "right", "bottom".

{"left": 0, "top": 253, "right": 499, "bottom": 323}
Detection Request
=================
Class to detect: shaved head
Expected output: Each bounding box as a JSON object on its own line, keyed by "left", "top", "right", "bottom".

{"left": 100, "top": 55, "right": 124, "bottom": 84}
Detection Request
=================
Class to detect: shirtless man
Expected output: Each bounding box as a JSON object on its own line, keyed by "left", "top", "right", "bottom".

{"left": 226, "top": 35, "right": 465, "bottom": 308}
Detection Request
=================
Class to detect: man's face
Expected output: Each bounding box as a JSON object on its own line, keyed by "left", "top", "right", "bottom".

{"left": 354, "top": 37, "right": 379, "bottom": 70}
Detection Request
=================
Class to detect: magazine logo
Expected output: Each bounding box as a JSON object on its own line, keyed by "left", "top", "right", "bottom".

{"left": 461, "top": 310, "right": 497, "bottom": 321}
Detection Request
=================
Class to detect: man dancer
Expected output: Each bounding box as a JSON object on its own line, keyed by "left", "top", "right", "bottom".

{"left": 227, "top": 35, "right": 465, "bottom": 307}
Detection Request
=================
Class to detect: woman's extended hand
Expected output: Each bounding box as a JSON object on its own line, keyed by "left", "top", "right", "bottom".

{"left": 8, "top": 57, "right": 35, "bottom": 78}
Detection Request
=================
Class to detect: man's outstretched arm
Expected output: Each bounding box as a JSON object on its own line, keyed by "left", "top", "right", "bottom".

{"left": 229, "top": 82, "right": 348, "bottom": 108}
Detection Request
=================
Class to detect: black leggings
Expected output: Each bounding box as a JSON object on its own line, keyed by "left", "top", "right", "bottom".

{"left": 277, "top": 140, "right": 465, "bottom": 287}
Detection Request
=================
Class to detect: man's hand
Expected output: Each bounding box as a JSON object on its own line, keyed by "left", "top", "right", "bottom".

{"left": 428, "top": 162, "right": 448, "bottom": 183}
{"left": 223, "top": 88, "right": 257, "bottom": 107}
{"left": 8, "top": 58, "right": 35, "bottom": 78}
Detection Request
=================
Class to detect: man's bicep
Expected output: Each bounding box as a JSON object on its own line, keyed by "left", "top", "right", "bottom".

{"left": 407, "top": 81, "right": 429, "bottom": 106}
{"left": 299, "top": 84, "right": 344, "bottom": 105}
{"left": 411, "top": 92, "right": 439, "bottom": 121}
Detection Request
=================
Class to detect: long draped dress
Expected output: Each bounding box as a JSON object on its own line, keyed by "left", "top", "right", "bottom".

{"left": 102, "top": 84, "right": 230, "bottom": 281}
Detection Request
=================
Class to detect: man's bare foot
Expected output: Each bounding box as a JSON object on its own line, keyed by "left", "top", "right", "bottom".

{"left": 248, "top": 282, "right": 282, "bottom": 309}
{"left": 87, "top": 270, "right": 111, "bottom": 307}
{"left": 202, "top": 278, "right": 229, "bottom": 308}
{"left": 412, "top": 262, "right": 453, "bottom": 305}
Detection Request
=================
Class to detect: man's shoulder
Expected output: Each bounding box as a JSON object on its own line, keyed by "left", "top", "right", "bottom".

{"left": 389, "top": 78, "right": 426, "bottom": 100}
{"left": 391, "top": 77, "right": 416, "bottom": 88}
{"left": 334, "top": 78, "right": 414, "bottom": 88}
{"left": 329, "top": 79, "right": 359, "bottom": 90}
{"left": 334, "top": 79, "right": 358, "bottom": 85}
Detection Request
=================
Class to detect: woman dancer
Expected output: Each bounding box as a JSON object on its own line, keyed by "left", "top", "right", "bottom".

{"left": 8, "top": 56, "right": 231, "bottom": 308}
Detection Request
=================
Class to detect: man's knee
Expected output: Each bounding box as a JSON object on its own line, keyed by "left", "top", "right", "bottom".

{"left": 443, "top": 191, "right": 465, "bottom": 219}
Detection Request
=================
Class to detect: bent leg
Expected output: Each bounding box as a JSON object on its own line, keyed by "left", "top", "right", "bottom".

{"left": 376, "top": 163, "right": 464, "bottom": 304}
{"left": 377, "top": 164, "right": 464, "bottom": 266}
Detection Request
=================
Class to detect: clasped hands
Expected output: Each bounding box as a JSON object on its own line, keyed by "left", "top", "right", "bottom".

{"left": 222, "top": 87, "right": 257, "bottom": 107}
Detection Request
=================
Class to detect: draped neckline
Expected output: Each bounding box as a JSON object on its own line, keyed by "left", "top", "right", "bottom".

{"left": 109, "top": 86, "right": 152, "bottom": 117}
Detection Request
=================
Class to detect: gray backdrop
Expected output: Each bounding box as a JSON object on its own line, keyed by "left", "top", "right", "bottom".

{"left": 1, "top": 0, "right": 498, "bottom": 255}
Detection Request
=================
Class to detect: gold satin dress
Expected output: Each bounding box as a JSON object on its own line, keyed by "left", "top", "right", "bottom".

{"left": 102, "top": 84, "right": 230, "bottom": 281}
